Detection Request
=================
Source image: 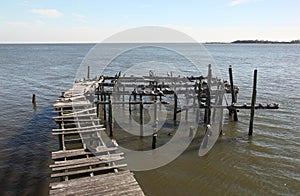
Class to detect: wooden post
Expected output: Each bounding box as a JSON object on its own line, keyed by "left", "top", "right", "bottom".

{"left": 140, "top": 95, "right": 144, "bottom": 137}
{"left": 97, "top": 86, "right": 100, "bottom": 117}
{"left": 152, "top": 132, "right": 157, "bottom": 149}
{"left": 32, "top": 94, "right": 36, "bottom": 105}
{"left": 173, "top": 93, "right": 178, "bottom": 122}
{"left": 87, "top": 65, "right": 90, "bottom": 80}
{"left": 249, "top": 69, "right": 257, "bottom": 136}
{"left": 185, "top": 88, "right": 188, "bottom": 122}
{"left": 204, "top": 64, "right": 212, "bottom": 124}
{"left": 204, "top": 89, "right": 211, "bottom": 124}
{"left": 122, "top": 85, "right": 125, "bottom": 109}
{"left": 154, "top": 98, "right": 158, "bottom": 130}
{"left": 58, "top": 122, "right": 63, "bottom": 150}
{"left": 103, "top": 95, "right": 107, "bottom": 121}
{"left": 229, "top": 65, "right": 238, "bottom": 121}
{"left": 108, "top": 95, "right": 113, "bottom": 137}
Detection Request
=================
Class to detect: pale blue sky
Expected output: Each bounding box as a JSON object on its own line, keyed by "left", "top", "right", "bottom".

{"left": 0, "top": 0, "right": 299, "bottom": 43}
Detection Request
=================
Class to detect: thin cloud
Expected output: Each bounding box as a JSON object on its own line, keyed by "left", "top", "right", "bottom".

{"left": 7, "top": 21, "right": 30, "bottom": 28}
{"left": 17, "top": 1, "right": 29, "bottom": 7}
{"left": 7, "top": 20, "right": 45, "bottom": 28}
{"left": 228, "top": 0, "right": 258, "bottom": 6}
{"left": 30, "top": 9, "right": 63, "bottom": 18}
{"left": 72, "top": 13, "right": 87, "bottom": 23}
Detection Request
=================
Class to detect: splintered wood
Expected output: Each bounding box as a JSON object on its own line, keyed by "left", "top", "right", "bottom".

{"left": 50, "top": 80, "right": 144, "bottom": 196}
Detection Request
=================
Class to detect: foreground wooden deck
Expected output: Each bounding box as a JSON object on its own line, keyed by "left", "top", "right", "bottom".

{"left": 49, "top": 80, "right": 144, "bottom": 195}
{"left": 50, "top": 170, "right": 143, "bottom": 196}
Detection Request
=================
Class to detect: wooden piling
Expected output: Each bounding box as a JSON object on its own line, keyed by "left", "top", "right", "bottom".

{"left": 103, "top": 95, "right": 107, "bottom": 121}
{"left": 140, "top": 95, "right": 144, "bottom": 137}
{"left": 87, "top": 65, "right": 90, "bottom": 80}
{"left": 32, "top": 94, "right": 36, "bottom": 105}
{"left": 152, "top": 132, "right": 157, "bottom": 149}
{"left": 97, "top": 86, "right": 100, "bottom": 117}
{"left": 204, "top": 89, "right": 211, "bottom": 124}
{"left": 185, "top": 89, "right": 189, "bottom": 121}
{"left": 173, "top": 93, "right": 178, "bottom": 122}
{"left": 204, "top": 64, "right": 212, "bottom": 124}
{"left": 229, "top": 65, "right": 238, "bottom": 121}
{"left": 248, "top": 69, "right": 257, "bottom": 136}
{"left": 108, "top": 95, "right": 113, "bottom": 137}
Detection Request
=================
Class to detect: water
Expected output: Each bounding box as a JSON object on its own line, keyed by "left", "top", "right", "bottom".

{"left": 0, "top": 43, "right": 299, "bottom": 195}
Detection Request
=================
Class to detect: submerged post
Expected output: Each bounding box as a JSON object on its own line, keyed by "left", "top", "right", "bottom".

{"left": 229, "top": 65, "right": 238, "bottom": 121}
{"left": 140, "top": 95, "right": 144, "bottom": 137}
{"left": 87, "top": 65, "right": 90, "bottom": 80}
{"left": 32, "top": 94, "right": 36, "bottom": 107}
{"left": 249, "top": 69, "right": 257, "bottom": 136}
{"left": 152, "top": 132, "right": 157, "bottom": 149}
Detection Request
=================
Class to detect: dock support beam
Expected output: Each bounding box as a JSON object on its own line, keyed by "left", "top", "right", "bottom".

{"left": 248, "top": 69, "right": 257, "bottom": 136}
{"left": 103, "top": 95, "right": 107, "bottom": 121}
{"left": 152, "top": 132, "right": 157, "bottom": 149}
{"left": 204, "top": 64, "right": 212, "bottom": 124}
{"left": 108, "top": 95, "right": 113, "bottom": 137}
{"left": 229, "top": 65, "right": 238, "bottom": 121}
{"left": 139, "top": 95, "right": 144, "bottom": 137}
{"left": 173, "top": 93, "right": 178, "bottom": 122}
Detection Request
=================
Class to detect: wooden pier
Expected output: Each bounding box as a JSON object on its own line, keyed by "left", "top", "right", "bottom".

{"left": 49, "top": 64, "right": 278, "bottom": 194}
{"left": 49, "top": 80, "right": 144, "bottom": 195}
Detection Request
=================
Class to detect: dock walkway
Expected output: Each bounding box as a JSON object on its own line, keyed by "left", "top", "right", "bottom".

{"left": 49, "top": 79, "right": 144, "bottom": 195}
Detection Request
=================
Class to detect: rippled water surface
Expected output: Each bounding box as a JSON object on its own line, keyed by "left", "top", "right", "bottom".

{"left": 0, "top": 43, "right": 299, "bottom": 195}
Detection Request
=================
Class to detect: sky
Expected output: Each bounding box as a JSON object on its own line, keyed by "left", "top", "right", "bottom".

{"left": 0, "top": 0, "right": 299, "bottom": 43}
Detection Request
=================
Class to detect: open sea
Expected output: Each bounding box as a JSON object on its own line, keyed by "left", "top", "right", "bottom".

{"left": 0, "top": 43, "right": 299, "bottom": 195}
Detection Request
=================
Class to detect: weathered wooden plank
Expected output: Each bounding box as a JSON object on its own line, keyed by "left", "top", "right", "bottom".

{"left": 52, "top": 149, "right": 92, "bottom": 159}
{"left": 49, "top": 171, "right": 144, "bottom": 196}
{"left": 52, "top": 148, "right": 121, "bottom": 159}
{"left": 51, "top": 163, "right": 127, "bottom": 178}
{"left": 52, "top": 128, "right": 105, "bottom": 135}
{"left": 53, "top": 101, "right": 90, "bottom": 108}
{"left": 52, "top": 124, "right": 104, "bottom": 132}
{"left": 60, "top": 107, "right": 96, "bottom": 115}
{"left": 54, "top": 119, "right": 100, "bottom": 123}
{"left": 51, "top": 156, "right": 124, "bottom": 168}
{"left": 50, "top": 170, "right": 132, "bottom": 189}
{"left": 53, "top": 113, "right": 97, "bottom": 119}
{"left": 51, "top": 157, "right": 124, "bottom": 171}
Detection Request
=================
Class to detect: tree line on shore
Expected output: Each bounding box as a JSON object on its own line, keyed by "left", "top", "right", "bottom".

{"left": 231, "top": 39, "right": 300, "bottom": 44}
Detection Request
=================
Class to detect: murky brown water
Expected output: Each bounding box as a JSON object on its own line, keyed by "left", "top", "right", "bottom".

{"left": 0, "top": 44, "right": 299, "bottom": 195}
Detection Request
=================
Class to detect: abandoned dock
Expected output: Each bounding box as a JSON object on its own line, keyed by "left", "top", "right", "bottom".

{"left": 49, "top": 64, "right": 278, "bottom": 195}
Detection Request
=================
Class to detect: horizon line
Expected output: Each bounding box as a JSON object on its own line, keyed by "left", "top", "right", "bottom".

{"left": 0, "top": 39, "right": 299, "bottom": 45}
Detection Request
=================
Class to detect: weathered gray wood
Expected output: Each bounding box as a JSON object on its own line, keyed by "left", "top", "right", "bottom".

{"left": 52, "top": 149, "right": 92, "bottom": 159}
{"left": 52, "top": 148, "right": 121, "bottom": 159}
{"left": 49, "top": 171, "right": 144, "bottom": 196}
{"left": 53, "top": 113, "right": 97, "bottom": 119}
{"left": 51, "top": 156, "right": 124, "bottom": 168}
{"left": 50, "top": 170, "right": 132, "bottom": 189}
{"left": 249, "top": 69, "right": 257, "bottom": 136}
{"left": 52, "top": 124, "right": 104, "bottom": 132}
{"left": 51, "top": 157, "right": 124, "bottom": 171}
{"left": 51, "top": 163, "right": 127, "bottom": 178}
{"left": 52, "top": 128, "right": 105, "bottom": 135}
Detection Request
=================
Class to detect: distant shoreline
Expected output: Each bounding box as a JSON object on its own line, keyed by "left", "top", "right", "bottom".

{"left": 0, "top": 40, "right": 300, "bottom": 44}
{"left": 205, "top": 39, "right": 300, "bottom": 44}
